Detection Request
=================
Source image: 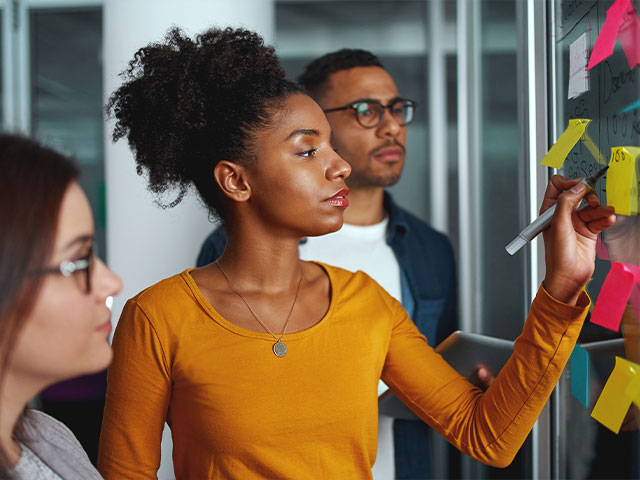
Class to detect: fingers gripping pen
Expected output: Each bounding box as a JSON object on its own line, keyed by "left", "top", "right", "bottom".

{"left": 505, "top": 165, "right": 608, "bottom": 256}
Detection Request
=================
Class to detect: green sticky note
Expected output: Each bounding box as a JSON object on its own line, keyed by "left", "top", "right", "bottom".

{"left": 571, "top": 344, "right": 590, "bottom": 408}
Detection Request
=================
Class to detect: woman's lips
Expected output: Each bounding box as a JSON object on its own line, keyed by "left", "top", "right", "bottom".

{"left": 326, "top": 188, "right": 349, "bottom": 207}
{"left": 96, "top": 319, "right": 112, "bottom": 334}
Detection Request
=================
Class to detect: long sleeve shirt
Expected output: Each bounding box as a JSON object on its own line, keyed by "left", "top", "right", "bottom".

{"left": 98, "top": 263, "right": 589, "bottom": 479}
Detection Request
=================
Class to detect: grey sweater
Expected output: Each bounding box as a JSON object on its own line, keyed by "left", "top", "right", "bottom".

{"left": 14, "top": 409, "right": 102, "bottom": 480}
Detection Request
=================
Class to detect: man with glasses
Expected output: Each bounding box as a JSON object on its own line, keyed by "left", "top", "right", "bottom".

{"left": 196, "top": 49, "right": 457, "bottom": 479}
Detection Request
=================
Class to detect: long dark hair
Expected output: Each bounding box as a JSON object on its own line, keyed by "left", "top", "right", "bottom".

{"left": 0, "top": 133, "right": 79, "bottom": 474}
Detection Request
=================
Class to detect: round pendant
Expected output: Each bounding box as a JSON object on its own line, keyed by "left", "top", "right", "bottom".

{"left": 273, "top": 339, "right": 287, "bottom": 357}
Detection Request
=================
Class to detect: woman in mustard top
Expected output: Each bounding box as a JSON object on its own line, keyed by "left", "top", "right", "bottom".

{"left": 97, "top": 27, "right": 616, "bottom": 479}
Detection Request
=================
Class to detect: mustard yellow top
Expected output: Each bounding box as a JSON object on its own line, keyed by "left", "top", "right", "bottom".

{"left": 98, "top": 264, "right": 589, "bottom": 479}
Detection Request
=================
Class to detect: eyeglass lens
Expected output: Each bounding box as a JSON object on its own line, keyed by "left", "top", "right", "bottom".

{"left": 85, "top": 244, "right": 96, "bottom": 293}
{"left": 355, "top": 100, "right": 415, "bottom": 128}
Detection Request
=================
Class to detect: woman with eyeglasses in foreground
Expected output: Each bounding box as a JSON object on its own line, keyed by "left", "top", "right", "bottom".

{"left": 98, "top": 27, "right": 616, "bottom": 479}
{"left": 0, "top": 134, "right": 122, "bottom": 479}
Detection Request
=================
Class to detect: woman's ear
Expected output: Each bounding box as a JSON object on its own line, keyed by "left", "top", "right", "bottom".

{"left": 213, "top": 161, "right": 252, "bottom": 203}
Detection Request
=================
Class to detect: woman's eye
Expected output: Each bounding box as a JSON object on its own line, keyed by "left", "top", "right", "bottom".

{"left": 298, "top": 148, "right": 318, "bottom": 158}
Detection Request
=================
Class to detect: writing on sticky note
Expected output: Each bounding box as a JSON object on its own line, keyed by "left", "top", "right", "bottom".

{"left": 591, "top": 357, "right": 639, "bottom": 433}
{"left": 590, "top": 262, "right": 640, "bottom": 331}
{"left": 568, "top": 33, "right": 590, "bottom": 99}
{"left": 606, "top": 147, "right": 640, "bottom": 216}
{"left": 571, "top": 345, "right": 590, "bottom": 407}
{"left": 588, "top": 0, "right": 640, "bottom": 70}
{"left": 541, "top": 119, "right": 590, "bottom": 168}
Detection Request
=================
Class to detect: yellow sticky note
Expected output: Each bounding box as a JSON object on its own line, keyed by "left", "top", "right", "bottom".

{"left": 626, "top": 374, "right": 640, "bottom": 407}
{"left": 541, "top": 119, "right": 590, "bottom": 168}
{"left": 606, "top": 146, "right": 640, "bottom": 216}
{"left": 582, "top": 132, "right": 607, "bottom": 165}
{"left": 591, "top": 357, "right": 639, "bottom": 433}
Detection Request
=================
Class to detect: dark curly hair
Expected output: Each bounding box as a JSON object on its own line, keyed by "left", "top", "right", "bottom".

{"left": 297, "top": 49, "right": 384, "bottom": 101}
{"left": 106, "top": 27, "right": 303, "bottom": 219}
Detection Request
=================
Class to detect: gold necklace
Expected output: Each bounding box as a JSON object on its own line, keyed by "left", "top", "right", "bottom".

{"left": 215, "top": 261, "right": 302, "bottom": 357}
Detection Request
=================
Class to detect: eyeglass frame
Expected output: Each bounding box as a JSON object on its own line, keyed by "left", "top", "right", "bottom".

{"left": 30, "top": 243, "right": 95, "bottom": 293}
{"left": 323, "top": 97, "right": 418, "bottom": 129}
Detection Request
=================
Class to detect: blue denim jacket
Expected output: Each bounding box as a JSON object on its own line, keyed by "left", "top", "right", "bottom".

{"left": 195, "top": 192, "right": 458, "bottom": 479}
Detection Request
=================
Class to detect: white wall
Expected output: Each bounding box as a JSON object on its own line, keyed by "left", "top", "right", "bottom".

{"left": 104, "top": 0, "right": 275, "bottom": 331}
{"left": 103, "top": 1, "right": 275, "bottom": 477}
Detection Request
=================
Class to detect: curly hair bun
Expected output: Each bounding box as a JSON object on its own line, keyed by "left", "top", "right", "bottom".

{"left": 107, "top": 27, "right": 299, "bottom": 212}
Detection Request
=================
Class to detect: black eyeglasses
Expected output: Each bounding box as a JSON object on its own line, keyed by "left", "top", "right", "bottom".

{"left": 31, "top": 244, "right": 95, "bottom": 293}
{"left": 323, "top": 98, "right": 417, "bottom": 128}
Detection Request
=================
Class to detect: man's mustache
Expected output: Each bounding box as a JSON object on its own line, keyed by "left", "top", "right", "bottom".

{"left": 370, "top": 140, "right": 406, "bottom": 156}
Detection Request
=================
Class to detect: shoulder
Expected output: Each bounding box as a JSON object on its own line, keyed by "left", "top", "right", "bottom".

{"left": 117, "top": 271, "right": 199, "bottom": 339}
{"left": 20, "top": 410, "right": 102, "bottom": 479}
{"left": 23, "top": 409, "right": 78, "bottom": 444}
{"left": 398, "top": 205, "right": 450, "bottom": 244}
{"left": 316, "top": 261, "right": 401, "bottom": 310}
{"left": 130, "top": 270, "right": 195, "bottom": 309}
{"left": 387, "top": 197, "right": 454, "bottom": 256}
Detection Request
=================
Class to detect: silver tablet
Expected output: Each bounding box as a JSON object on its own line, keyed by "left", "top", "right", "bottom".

{"left": 434, "top": 330, "right": 514, "bottom": 379}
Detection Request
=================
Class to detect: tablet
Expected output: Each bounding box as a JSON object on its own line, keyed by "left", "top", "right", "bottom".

{"left": 579, "top": 337, "right": 624, "bottom": 355}
{"left": 379, "top": 330, "right": 514, "bottom": 420}
{"left": 434, "top": 330, "right": 514, "bottom": 379}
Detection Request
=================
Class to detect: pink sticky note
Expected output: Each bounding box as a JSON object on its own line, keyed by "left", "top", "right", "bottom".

{"left": 591, "top": 261, "right": 637, "bottom": 331}
{"left": 618, "top": 0, "right": 640, "bottom": 69}
{"left": 588, "top": 0, "right": 627, "bottom": 70}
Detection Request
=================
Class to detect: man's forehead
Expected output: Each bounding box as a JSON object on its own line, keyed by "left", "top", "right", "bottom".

{"left": 325, "top": 66, "right": 399, "bottom": 103}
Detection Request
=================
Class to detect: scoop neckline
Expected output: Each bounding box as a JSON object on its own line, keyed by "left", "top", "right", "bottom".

{"left": 182, "top": 261, "right": 337, "bottom": 341}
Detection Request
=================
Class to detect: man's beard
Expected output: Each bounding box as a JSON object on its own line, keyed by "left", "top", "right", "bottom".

{"left": 347, "top": 163, "right": 404, "bottom": 188}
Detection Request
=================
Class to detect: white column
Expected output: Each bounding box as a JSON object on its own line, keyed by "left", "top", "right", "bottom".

{"left": 103, "top": 2, "right": 274, "bottom": 478}
{"left": 428, "top": 0, "right": 448, "bottom": 234}
{"left": 104, "top": 0, "right": 275, "bottom": 327}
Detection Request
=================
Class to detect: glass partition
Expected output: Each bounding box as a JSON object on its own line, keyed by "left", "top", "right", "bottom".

{"left": 30, "top": 7, "right": 105, "bottom": 255}
{"left": 551, "top": 0, "right": 640, "bottom": 478}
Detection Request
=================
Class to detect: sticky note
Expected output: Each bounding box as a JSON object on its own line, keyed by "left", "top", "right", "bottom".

{"left": 541, "top": 119, "right": 590, "bottom": 168}
{"left": 588, "top": 0, "right": 640, "bottom": 70}
{"left": 582, "top": 132, "right": 607, "bottom": 165}
{"left": 606, "top": 147, "right": 640, "bottom": 216}
{"left": 626, "top": 374, "right": 640, "bottom": 405}
{"left": 571, "top": 345, "right": 590, "bottom": 407}
{"left": 618, "top": 0, "right": 640, "bottom": 69}
{"left": 588, "top": 0, "right": 627, "bottom": 70}
{"left": 591, "top": 357, "right": 639, "bottom": 433}
{"left": 568, "top": 33, "right": 590, "bottom": 99}
{"left": 590, "top": 262, "right": 640, "bottom": 331}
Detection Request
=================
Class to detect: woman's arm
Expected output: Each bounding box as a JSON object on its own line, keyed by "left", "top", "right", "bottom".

{"left": 382, "top": 176, "right": 615, "bottom": 467}
{"left": 382, "top": 284, "right": 588, "bottom": 467}
{"left": 98, "top": 300, "right": 171, "bottom": 479}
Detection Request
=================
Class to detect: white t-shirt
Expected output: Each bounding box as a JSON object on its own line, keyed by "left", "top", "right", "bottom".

{"left": 299, "top": 217, "right": 401, "bottom": 302}
{"left": 299, "top": 217, "right": 400, "bottom": 480}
